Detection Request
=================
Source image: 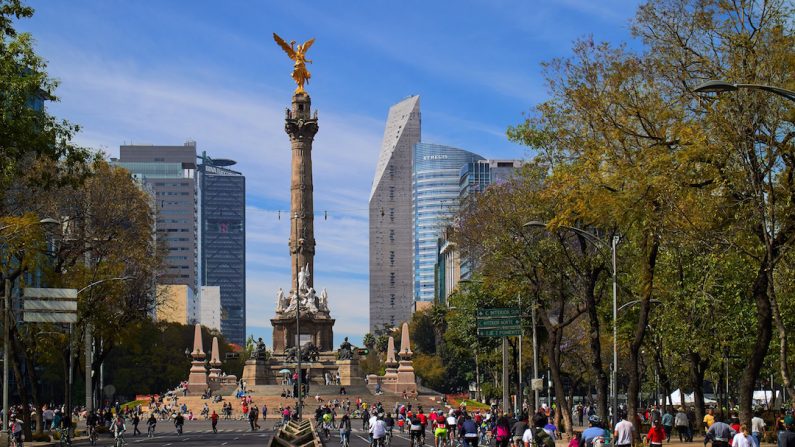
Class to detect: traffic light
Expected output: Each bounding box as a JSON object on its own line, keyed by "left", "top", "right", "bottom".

{"left": 356, "top": 348, "right": 369, "bottom": 355}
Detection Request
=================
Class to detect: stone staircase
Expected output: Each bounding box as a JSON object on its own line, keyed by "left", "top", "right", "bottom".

{"left": 147, "top": 384, "right": 441, "bottom": 420}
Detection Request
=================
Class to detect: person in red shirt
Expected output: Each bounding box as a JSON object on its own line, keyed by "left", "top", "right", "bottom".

{"left": 210, "top": 410, "right": 219, "bottom": 433}
{"left": 647, "top": 420, "right": 666, "bottom": 447}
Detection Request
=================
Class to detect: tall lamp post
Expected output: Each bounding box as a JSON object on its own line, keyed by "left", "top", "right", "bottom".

{"left": 523, "top": 221, "right": 619, "bottom": 426}
{"left": 694, "top": 80, "right": 795, "bottom": 102}
{"left": 1, "top": 217, "right": 59, "bottom": 436}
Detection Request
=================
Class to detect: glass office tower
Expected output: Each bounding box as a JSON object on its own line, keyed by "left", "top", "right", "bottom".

{"left": 412, "top": 143, "right": 483, "bottom": 303}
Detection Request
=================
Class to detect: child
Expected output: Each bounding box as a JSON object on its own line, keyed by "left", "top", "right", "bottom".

{"left": 569, "top": 432, "right": 581, "bottom": 447}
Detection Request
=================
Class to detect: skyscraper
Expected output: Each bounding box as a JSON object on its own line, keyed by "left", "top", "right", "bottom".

{"left": 369, "top": 96, "right": 421, "bottom": 331}
{"left": 116, "top": 142, "right": 198, "bottom": 289}
{"left": 412, "top": 143, "right": 484, "bottom": 303}
{"left": 197, "top": 152, "right": 246, "bottom": 345}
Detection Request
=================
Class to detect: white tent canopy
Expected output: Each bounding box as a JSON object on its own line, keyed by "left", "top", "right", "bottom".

{"left": 660, "top": 389, "right": 717, "bottom": 405}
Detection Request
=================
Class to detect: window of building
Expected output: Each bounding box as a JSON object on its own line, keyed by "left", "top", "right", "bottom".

{"left": 390, "top": 294, "right": 395, "bottom": 306}
{"left": 389, "top": 251, "right": 395, "bottom": 266}
{"left": 389, "top": 208, "right": 394, "bottom": 222}
{"left": 389, "top": 272, "right": 395, "bottom": 287}
{"left": 389, "top": 229, "right": 395, "bottom": 243}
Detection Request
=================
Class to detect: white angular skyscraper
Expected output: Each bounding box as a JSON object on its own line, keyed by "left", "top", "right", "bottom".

{"left": 369, "top": 96, "right": 421, "bottom": 331}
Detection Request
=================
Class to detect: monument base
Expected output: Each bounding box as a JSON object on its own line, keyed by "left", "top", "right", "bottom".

{"left": 272, "top": 313, "right": 335, "bottom": 353}
{"left": 241, "top": 359, "right": 273, "bottom": 386}
{"left": 336, "top": 359, "right": 365, "bottom": 386}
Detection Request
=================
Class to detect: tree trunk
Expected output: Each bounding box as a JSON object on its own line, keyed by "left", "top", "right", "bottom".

{"left": 627, "top": 232, "right": 660, "bottom": 439}
{"left": 770, "top": 292, "right": 795, "bottom": 399}
{"left": 689, "top": 352, "right": 707, "bottom": 435}
{"left": 10, "top": 337, "right": 33, "bottom": 441}
{"left": 546, "top": 326, "right": 574, "bottom": 438}
{"left": 585, "top": 279, "right": 609, "bottom": 423}
{"left": 739, "top": 260, "right": 773, "bottom": 426}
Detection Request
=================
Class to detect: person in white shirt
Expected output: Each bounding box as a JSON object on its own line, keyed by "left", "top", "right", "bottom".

{"left": 370, "top": 415, "right": 388, "bottom": 446}
{"left": 522, "top": 426, "right": 534, "bottom": 447}
{"left": 733, "top": 425, "right": 753, "bottom": 447}
{"left": 613, "top": 411, "right": 635, "bottom": 447}
{"left": 751, "top": 412, "right": 766, "bottom": 447}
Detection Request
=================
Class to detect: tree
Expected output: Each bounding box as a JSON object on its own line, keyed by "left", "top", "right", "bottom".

{"left": 632, "top": 0, "right": 794, "bottom": 424}
{"left": 0, "top": 0, "right": 92, "bottom": 205}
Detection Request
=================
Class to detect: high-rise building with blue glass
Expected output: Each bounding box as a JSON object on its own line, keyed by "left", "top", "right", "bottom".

{"left": 412, "top": 143, "right": 484, "bottom": 303}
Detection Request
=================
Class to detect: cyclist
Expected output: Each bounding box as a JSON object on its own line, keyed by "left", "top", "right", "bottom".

{"left": 112, "top": 414, "right": 126, "bottom": 447}
{"left": 384, "top": 413, "right": 395, "bottom": 445}
{"left": 418, "top": 409, "right": 428, "bottom": 444}
{"left": 370, "top": 414, "right": 388, "bottom": 447}
{"left": 461, "top": 414, "right": 479, "bottom": 447}
{"left": 86, "top": 410, "right": 99, "bottom": 445}
{"left": 10, "top": 417, "right": 24, "bottom": 447}
{"left": 410, "top": 413, "right": 425, "bottom": 447}
{"left": 446, "top": 411, "right": 458, "bottom": 442}
{"left": 174, "top": 412, "right": 185, "bottom": 435}
{"left": 322, "top": 411, "right": 334, "bottom": 440}
{"left": 435, "top": 411, "right": 450, "bottom": 447}
{"left": 340, "top": 412, "right": 352, "bottom": 447}
{"left": 147, "top": 413, "right": 157, "bottom": 437}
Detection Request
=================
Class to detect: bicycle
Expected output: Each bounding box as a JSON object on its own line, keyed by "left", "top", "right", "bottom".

{"left": 385, "top": 429, "right": 393, "bottom": 447}
{"left": 88, "top": 425, "right": 98, "bottom": 446}
{"left": 273, "top": 419, "right": 285, "bottom": 431}
{"left": 340, "top": 430, "right": 351, "bottom": 447}
{"left": 147, "top": 423, "right": 156, "bottom": 438}
{"left": 114, "top": 431, "right": 126, "bottom": 447}
{"left": 10, "top": 432, "right": 23, "bottom": 447}
{"left": 175, "top": 423, "right": 183, "bottom": 435}
{"left": 410, "top": 429, "right": 425, "bottom": 447}
{"left": 58, "top": 428, "right": 72, "bottom": 447}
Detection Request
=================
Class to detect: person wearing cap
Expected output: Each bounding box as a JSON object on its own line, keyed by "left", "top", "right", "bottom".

{"left": 779, "top": 416, "right": 795, "bottom": 447}
{"left": 705, "top": 414, "right": 736, "bottom": 447}
{"left": 580, "top": 415, "right": 606, "bottom": 447}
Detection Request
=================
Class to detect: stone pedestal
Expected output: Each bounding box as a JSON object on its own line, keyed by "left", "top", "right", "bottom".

{"left": 241, "top": 359, "right": 273, "bottom": 386}
{"left": 272, "top": 314, "right": 334, "bottom": 353}
{"left": 336, "top": 359, "right": 365, "bottom": 386}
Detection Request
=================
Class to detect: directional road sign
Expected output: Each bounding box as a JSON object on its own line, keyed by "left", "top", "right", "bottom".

{"left": 476, "top": 308, "right": 519, "bottom": 318}
{"left": 22, "top": 288, "right": 78, "bottom": 323}
{"left": 477, "top": 327, "right": 523, "bottom": 337}
{"left": 476, "top": 317, "right": 522, "bottom": 328}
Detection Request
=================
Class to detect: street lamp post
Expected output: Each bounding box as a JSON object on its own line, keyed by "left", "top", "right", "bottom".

{"left": 694, "top": 80, "right": 795, "bottom": 102}
{"left": 1, "top": 217, "right": 59, "bottom": 436}
{"left": 523, "top": 221, "right": 619, "bottom": 425}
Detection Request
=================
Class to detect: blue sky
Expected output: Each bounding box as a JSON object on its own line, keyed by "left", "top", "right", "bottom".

{"left": 16, "top": 0, "right": 642, "bottom": 347}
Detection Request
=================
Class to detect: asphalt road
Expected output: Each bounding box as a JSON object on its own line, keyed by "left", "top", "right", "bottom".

{"left": 67, "top": 419, "right": 429, "bottom": 447}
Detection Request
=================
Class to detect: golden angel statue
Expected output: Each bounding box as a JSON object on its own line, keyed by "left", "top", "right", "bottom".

{"left": 273, "top": 33, "right": 315, "bottom": 94}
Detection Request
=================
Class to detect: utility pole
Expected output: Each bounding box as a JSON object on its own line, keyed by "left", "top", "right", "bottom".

{"left": 502, "top": 337, "right": 509, "bottom": 413}
{"left": 532, "top": 303, "right": 539, "bottom": 410}
{"left": 3, "top": 278, "right": 10, "bottom": 439}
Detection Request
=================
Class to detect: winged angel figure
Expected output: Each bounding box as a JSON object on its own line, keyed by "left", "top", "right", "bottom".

{"left": 273, "top": 33, "right": 315, "bottom": 94}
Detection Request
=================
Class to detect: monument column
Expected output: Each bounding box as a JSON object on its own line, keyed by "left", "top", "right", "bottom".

{"left": 285, "top": 93, "right": 319, "bottom": 291}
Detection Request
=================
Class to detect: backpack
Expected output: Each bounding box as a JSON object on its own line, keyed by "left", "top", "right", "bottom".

{"left": 534, "top": 428, "right": 556, "bottom": 447}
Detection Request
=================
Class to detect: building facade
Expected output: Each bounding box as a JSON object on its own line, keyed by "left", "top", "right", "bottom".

{"left": 458, "top": 159, "right": 523, "bottom": 280}
{"left": 115, "top": 143, "right": 198, "bottom": 289}
{"left": 412, "top": 143, "right": 484, "bottom": 303}
{"left": 197, "top": 153, "right": 246, "bottom": 345}
{"left": 369, "top": 96, "right": 421, "bottom": 331}
{"left": 199, "top": 285, "right": 222, "bottom": 332}
{"left": 155, "top": 284, "right": 196, "bottom": 325}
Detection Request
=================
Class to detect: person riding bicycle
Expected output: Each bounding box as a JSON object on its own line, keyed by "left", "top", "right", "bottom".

{"left": 462, "top": 414, "right": 479, "bottom": 447}
{"left": 174, "top": 412, "right": 185, "bottom": 435}
{"left": 435, "top": 411, "right": 450, "bottom": 447}
{"left": 10, "top": 417, "right": 23, "bottom": 446}
{"left": 370, "top": 414, "right": 388, "bottom": 447}
{"left": 385, "top": 413, "right": 395, "bottom": 437}
{"left": 410, "top": 413, "right": 424, "bottom": 446}
{"left": 147, "top": 413, "right": 156, "bottom": 437}
{"left": 321, "top": 411, "right": 334, "bottom": 439}
{"left": 112, "top": 415, "right": 126, "bottom": 446}
{"left": 340, "top": 412, "right": 352, "bottom": 446}
{"left": 86, "top": 411, "right": 99, "bottom": 440}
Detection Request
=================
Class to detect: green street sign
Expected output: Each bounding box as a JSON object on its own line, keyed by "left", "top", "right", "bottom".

{"left": 477, "top": 327, "right": 523, "bottom": 337}
{"left": 476, "top": 308, "right": 519, "bottom": 318}
{"left": 476, "top": 317, "right": 522, "bottom": 328}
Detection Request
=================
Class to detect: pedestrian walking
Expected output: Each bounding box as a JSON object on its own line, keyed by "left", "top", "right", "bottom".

{"left": 751, "top": 411, "right": 766, "bottom": 447}
{"left": 211, "top": 410, "right": 219, "bottom": 433}
{"left": 676, "top": 407, "right": 692, "bottom": 442}
{"left": 133, "top": 412, "right": 141, "bottom": 436}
